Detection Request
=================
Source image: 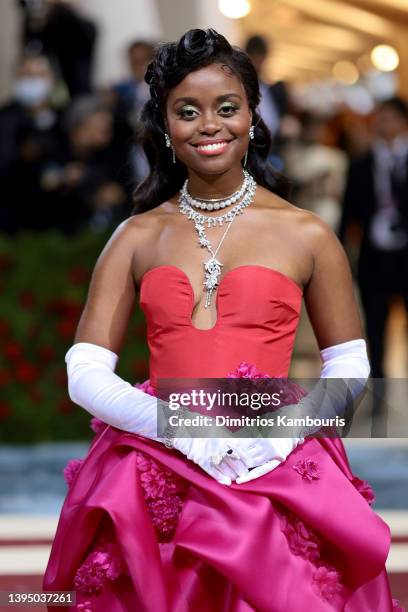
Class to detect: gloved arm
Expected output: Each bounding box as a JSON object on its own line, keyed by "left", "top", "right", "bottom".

{"left": 65, "top": 341, "right": 256, "bottom": 485}
{"left": 231, "top": 338, "right": 370, "bottom": 483}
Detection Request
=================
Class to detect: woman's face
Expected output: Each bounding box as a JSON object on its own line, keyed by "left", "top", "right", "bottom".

{"left": 165, "top": 63, "right": 252, "bottom": 175}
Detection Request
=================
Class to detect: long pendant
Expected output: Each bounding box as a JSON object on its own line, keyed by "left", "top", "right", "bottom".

{"left": 203, "top": 257, "right": 223, "bottom": 308}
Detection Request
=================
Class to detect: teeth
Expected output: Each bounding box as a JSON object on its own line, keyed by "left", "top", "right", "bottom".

{"left": 197, "top": 142, "right": 227, "bottom": 152}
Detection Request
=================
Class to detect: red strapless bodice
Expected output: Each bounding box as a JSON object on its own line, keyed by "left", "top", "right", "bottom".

{"left": 139, "top": 265, "right": 303, "bottom": 389}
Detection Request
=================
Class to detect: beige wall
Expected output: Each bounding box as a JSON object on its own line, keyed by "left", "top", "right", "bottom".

{"left": 0, "top": 0, "right": 22, "bottom": 103}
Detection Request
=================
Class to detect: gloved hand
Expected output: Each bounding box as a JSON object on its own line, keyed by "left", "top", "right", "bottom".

{"left": 65, "top": 342, "right": 265, "bottom": 485}
{"left": 229, "top": 338, "right": 371, "bottom": 484}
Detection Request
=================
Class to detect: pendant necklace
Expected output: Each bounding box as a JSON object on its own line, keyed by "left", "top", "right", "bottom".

{"left": 178, "top": 171, "right": 257, "bottom": 308}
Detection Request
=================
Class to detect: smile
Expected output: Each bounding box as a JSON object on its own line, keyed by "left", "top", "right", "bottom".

{"left": 192, "top": 140, "right": 232, "bottom": 156}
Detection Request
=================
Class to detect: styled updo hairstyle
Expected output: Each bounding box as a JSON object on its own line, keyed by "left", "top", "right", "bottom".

{"left": 132, "top": 28, "right": 290, "bottom": 214}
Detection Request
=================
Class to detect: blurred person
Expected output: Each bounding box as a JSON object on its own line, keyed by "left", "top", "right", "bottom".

{"left": 339, "top": 96, "right": 408, "bottom": 434}
{"left": 244, "top": 35, "right": 290, "bottom": 140}
{"left": 0, "top": 52, "right": 63, "bottom": 233}
{"left": 42, "top": 29, "right": 399, "bottom": 611}
{"left": 41, "top": 95, "right": 133, "bottom": 234}
{"left": 19, "top": 0, "right": 97, "bottom": 97}
{"left": 284, "top": 112, "right": 348, "bottom": 230}
{"left": 108, "top": 40, "right": 155, "bottom": 185}
{"left": 112, "top": 40, "right": 154, "bottom": 121}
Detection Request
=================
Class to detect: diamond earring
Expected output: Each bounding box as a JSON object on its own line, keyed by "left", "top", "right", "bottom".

{"left": 249, "top": 125, "right": 255, "bottom": 140}
{"left": 164, "top": 132, "right": 176, "bottom": 164}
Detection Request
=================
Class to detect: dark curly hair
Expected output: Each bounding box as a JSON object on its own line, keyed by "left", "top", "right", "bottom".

{"left": 132, "top": 28, "right": 290, "bottom": 214}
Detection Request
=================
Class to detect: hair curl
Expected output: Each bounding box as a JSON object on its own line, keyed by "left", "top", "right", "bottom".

{"left": 132, "top": 28, "right": 290, "bottom": 214}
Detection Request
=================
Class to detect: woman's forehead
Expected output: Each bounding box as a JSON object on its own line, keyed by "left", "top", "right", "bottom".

{"left": 167, "top": 64, "right": 245, "bottom": 102}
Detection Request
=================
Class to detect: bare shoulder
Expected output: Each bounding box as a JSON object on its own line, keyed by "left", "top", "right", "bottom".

{"left": 106, "top": 202, "right": 172, "bottom": 256}
{"left": 256, "top": 187, "right": 340, "bottom": 286}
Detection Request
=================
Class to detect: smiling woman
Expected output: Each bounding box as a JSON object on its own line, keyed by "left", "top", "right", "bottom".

{"left": 42, "top": 28, "right": 402, "bottom": 612}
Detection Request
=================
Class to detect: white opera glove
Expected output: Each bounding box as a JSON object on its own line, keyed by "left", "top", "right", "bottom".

{"left": 233, "top": 338, "right": 370, "bottom": 483}
{"left": 65, "top": 342, "right": 254, "bottom": 485}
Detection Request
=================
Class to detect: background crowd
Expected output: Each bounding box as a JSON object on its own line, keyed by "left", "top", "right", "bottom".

{"left": 2, "top": 1, "right": 408, "bottom": 436}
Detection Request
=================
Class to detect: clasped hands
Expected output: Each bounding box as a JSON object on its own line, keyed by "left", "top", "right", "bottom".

{"left": 172, "top": 413, "right": 304, "bottom": 486}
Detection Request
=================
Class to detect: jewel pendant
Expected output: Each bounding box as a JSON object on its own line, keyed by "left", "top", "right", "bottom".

{"left": 203, "top": 257, "right": 222, "bottom": 308}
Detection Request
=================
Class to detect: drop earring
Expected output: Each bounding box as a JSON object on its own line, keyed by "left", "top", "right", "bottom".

{"left": 243, "top": 125, "right": 254, "bottom": 167}
{"left": 164, "top": 132, "right": 176, "bottom": 164}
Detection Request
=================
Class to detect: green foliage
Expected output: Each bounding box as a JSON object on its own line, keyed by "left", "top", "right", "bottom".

{"left": 0, "top": 228, "right": 149, "bottom": 443}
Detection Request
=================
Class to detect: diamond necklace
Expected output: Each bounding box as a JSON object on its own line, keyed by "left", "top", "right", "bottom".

{"left": 178, "top": 172, "right": 257, "bottom": 308}
{"left": 181, "top": 169, "right": 251, "bottom": 211}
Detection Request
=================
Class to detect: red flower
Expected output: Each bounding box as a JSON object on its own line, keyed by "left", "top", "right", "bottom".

{"left": 57, "top": 319, "right": 77, "bottom": 339}
{"left": 4, "top": 341, "right": 23, "bottom": 360}
{"left": 46, "top": 297, "right": 82, "bottom": 318}
{"left": 352, "top": 476, "right": 375, "bottom": 506}
{"left": 0, "top": 401, "right": 11, "bottom": 419}
{"left": 0, "top": 369, "right": 11, "bottom": 387}
{"left": 38, "top": 345, "right": 56, "bottom": 363}
{"left": 312, "top": 564, "right": 342, "bottom": 601}
{"left": 55, "top": 369, "right": 67, "bottom": 388}
{"left": 18, "top": 290, "right": 35, "bottom": 309}
{"left": 0, "top": 319, "right": 10, "bottom": 338}
{"left": 58, "top": 399, "right": 74, "bottom": 414}
{"left": 68, "top": 266, "right": 89, "bottom": 285}
{"left": 227, "top": 361, "right": 270, "bottom": 379}
{"left": 63, "top": 457, "right": 84, "bottom": 486}
{"left": 134, "top": 321, "right": 147, "bottom": 340}
{"left": 293, "top": 458, "right": 321, "bottom": 482}
{"left": 28, "top": 388, "right": 43, "bottom": 404}
{"left": 132, "top": 358, "right": 149, "bottom": 378}
{"left": 15, "top": 361, "right": 39, "bottom": 384}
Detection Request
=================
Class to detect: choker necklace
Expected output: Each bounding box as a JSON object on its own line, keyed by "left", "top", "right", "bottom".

{"left": 181, "top": 170, "right": 251, "bottom": 211}
{"left": 178, "top": 171, "right": 257, "bottom": 308}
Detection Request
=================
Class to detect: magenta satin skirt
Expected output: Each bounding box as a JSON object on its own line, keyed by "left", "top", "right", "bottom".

{"left": 41, "top": 420, "right": 404, "bottom": 612}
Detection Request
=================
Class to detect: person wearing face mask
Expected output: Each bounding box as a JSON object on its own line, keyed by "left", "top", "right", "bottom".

{"left": 0, "top": 52, "right": 63, "bottom": 233}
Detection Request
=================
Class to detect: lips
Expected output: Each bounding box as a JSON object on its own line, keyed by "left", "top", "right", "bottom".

{"left": 191, "top": 139, "right": 233, "bottom": 156}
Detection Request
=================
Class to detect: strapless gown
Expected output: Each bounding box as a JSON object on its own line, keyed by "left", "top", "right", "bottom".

{"left": 43, "top": 265, "right": 402, "bottom": 612}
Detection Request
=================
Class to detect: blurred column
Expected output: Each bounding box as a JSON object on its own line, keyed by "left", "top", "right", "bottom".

{"left": 0, "top": 0, "right": 22, "bottom": 103}
{"left": 78, "top": 0, "right": 162, "bottom": 87}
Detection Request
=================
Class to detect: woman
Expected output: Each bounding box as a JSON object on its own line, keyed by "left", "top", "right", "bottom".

{"left": 43, "top": 29, "right": 402, "bottom": 611}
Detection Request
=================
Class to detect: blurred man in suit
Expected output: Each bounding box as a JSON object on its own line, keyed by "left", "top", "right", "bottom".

{"left": 339, "top": 97, "right": 408, "bottom": 434}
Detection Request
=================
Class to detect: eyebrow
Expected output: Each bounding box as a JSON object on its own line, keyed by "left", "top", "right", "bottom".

{"left": 173, "top": 93, "right": 243, "bottom": 105}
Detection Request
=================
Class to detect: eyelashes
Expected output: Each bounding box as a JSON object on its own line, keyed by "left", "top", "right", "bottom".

{"left": 176, "top": 103, "right": 239, "bottom": 120}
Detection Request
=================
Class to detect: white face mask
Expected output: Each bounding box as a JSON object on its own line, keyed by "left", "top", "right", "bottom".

{"left": 13, "top": 77, "right": 52, "bottom": 107}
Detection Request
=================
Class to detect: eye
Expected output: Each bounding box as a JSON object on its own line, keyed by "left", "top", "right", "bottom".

{"left": 219, "top": 103, "right": 238, "bottom": 116}
{"left": 177, "top": 105, "right": 199, "bottom": 120}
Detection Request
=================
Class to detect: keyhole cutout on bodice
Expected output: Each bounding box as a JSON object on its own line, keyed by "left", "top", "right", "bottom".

{"left": 189, "top": 281, "right": 219, "bottom": 331}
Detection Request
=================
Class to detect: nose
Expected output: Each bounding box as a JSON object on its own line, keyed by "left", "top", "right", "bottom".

{"left": 198, "top": 110, "right": 222, "bottom": 135}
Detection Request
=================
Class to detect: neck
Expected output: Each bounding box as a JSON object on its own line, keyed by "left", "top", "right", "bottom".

{"left": 187, "top": 165, "right": 245, "bottom": 199}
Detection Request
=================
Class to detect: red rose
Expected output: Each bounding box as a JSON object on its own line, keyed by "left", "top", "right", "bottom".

{"left": 28, "top": 388, "right": 43, "bottom": 404}
{"left": 0, "top": 369, "right": 11, "bottom": 387}
{"left": 47, "top": 298, "right": 82, "bottom": 319}
{"left": 132, "top": 358, "right": 149, "bottom": 378}
{"left": 68, "top": 266, "right": 89, "bottom": 285}
{"left": 4, "top": 341, "right": 23, "bottom": 360}
{"left": 15, "top": 361, "right": 39, "bottom": 384}
{"left": 58, "top": 398, "right": 74, "bottom": 414}
{"left": 38, "top": 345, "right": 56, "bottom": 362}
{"left": 55, "top": 369, "right": 68, "bottom": 388}
{"left": 0, "top": 401, "right": 11, "bottom": 419}
{"left": 0, "top": 319, "right": 10, "bottom": 338}
{"left": 57, "top": 319, "right": 77, "bottom": 339}
{"left": 19, "top": 290, "right": 35, "bottom": 309}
